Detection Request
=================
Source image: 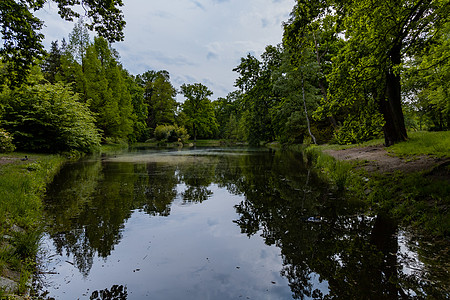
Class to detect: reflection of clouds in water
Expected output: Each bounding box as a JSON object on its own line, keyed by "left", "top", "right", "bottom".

{"left": 397, "top": 231, "right": 425, "bottom": 276}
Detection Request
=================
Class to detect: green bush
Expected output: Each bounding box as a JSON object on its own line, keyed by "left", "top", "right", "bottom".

{"left": 154, "top": 125, "right": 189, "bottom": 143}
{"left": 334, "top": 114, "right": 384, "bottom": 145}
{"left": 1, "top": 83, "right": 101, "bottom": 153}
{"left": 0, "top": 128, "right": 15, "bottom": 153}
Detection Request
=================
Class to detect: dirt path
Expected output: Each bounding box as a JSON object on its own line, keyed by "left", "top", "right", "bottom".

{"left": 323, "top": 145, "right": 450, "bottom": 175}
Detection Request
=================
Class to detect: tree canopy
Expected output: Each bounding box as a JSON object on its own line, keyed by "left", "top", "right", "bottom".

{"left": 0, "top": 0, "right": 125, "bottom": 86}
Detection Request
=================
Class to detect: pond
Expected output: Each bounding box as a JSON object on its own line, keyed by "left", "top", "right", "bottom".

{"left": 36, "top": 148, "right": 448, "bottom": 299}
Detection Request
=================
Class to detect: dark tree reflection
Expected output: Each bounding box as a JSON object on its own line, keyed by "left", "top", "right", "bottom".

{"left": 178, "top": 156, "right": 216, "bottom": 203}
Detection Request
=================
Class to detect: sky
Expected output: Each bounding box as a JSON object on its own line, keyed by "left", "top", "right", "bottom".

{"left": 36, "top": 0, "right": 295, "bottom": 100}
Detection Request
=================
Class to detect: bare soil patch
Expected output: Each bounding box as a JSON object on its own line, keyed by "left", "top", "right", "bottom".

{"left": 323, "top": 145, "right": 450, "bottom": 175}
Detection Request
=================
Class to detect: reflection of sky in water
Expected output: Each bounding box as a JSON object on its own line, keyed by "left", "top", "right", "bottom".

{"left": 42, "top": 184, "right": 313, "bottom": 299}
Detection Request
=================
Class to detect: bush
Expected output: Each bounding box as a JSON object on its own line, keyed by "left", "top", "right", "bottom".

{"left": 334, "top": 113, "right": 384, "bottom": 145}
{"left": 154, "top": 125, "right": 189, "bottom": 143}
{"left": 1, "top": 83, "right": 101, "bottom": 153}
{"left": 0, "top": 129, "right": 15, "bottom": 153}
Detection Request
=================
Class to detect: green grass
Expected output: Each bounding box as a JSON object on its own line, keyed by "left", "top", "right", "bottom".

{"left": 0, "top": 153, "right": 65, "bottom": 295}
{"left": 315, "top": 137, "right": 385, "bottom": 151}
{"left": 315, "top": 131, "right": 450, "bottom": 158}
{"left": 387, "top": 131, "right": 450, "bottom": 158}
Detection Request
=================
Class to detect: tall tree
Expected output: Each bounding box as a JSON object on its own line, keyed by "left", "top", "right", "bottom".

{"left": 123, "top": 71, "right": 148, "bottom": 142}
{"left": 41, "top": 40, "right": 62, "bottom": 84}
{"left": 180, "top": 83, "right": 217, "bottom": 141}
{"left": 284, "top": 0, "right": 450, "bottom": 145}
{"left": 136, "top": 70, "right": 177, "bottom": 131}
{"left": 83, "top": 37, "right": 133, "bottom": 140}
{"left": 0, "top": 0, "right": 125, "bottom": 86}
{"left": 330, "top": 0, "right": 449, "bottom": 145}
{"left": 233, "top": 45, "right": 282, "bottom": 145}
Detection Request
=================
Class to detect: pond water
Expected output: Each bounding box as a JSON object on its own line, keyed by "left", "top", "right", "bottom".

{"left": 36, "top": 148, "right": 448, "bottom": 299}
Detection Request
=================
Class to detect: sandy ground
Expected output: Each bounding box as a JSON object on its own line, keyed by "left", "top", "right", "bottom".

{"left": 323, "top": 145, "right": 450, "bottom": 176}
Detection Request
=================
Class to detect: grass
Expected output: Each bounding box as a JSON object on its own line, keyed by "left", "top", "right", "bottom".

{"left": 315, "top": 137, "right": 385, "bottom": 151}
{"left": 315, "top": 131, "right": 450, "bottom": 158}
{"left": 387, "top": 131, "right": 450, "bottom": 158}
{"left": 0, "top": 153, "right": 65, "bottom": 296}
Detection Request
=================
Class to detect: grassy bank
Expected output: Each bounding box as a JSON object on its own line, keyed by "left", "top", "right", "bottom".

{"left": 0, "top": 153, "right": 65, "bottom": 296}
{"left": 304, "top": 131, "right": 450, "bottom": 236}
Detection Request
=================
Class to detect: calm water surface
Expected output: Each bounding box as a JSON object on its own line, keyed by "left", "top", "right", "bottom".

{"left": 37, "top": 148, "right": 448, "bottom": 299}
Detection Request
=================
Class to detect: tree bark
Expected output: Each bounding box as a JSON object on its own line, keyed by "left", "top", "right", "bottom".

{"left": 302, "top": 78, "right": 317, "bottom": 144}
{"left": 380, "top": 45, "right": 408, "bottom": 146}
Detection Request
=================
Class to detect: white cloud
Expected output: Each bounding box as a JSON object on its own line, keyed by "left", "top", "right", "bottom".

{"left": 36, "top": 0, "right": 295, "bottom": 99}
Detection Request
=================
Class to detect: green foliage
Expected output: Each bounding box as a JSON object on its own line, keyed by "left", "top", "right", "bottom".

{"left": 1, "top": 83, "right": 101, "bottom": 153}
{"left": 403, "top": 20, "right": 450, "bottom": 131}
{"left": 233, "top": 46, "right": 283, "bottom": 145}
{"left": 136, "top": 70, "right": 177, "bottom": 132}
{"left": 333, "top": 109, "right": 385, "bottom": 145}
{"left": 213, "top": 91, "right": 244, "bottom": 141}
{"left": 0, "top": 0, "right": 44, "bottom": 86}
{"left": 125, "top": 72, "right": 148, "bottom": 142}
{"left": 41, "top": 40, "right": 63, "bottom": 84}
{"left": 154, "top": 124, "right": 189, "bottom": 143}
{"left": 0, "top": 0, "right": 125, "bottom": 86}
{"left": 83, "top": 37, "right": 134, "bottom": 140}
{"left": 0, "top": 128, "right": 15, "bottom": 153}
{"left": 180, "top": 83, "right": 218, "bottom": 141}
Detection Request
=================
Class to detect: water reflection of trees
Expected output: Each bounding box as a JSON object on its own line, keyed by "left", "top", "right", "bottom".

{"left": 177, "top": 157, "right": 216, "bottom": 203}
{"left": 43, "top": 150, "right": 447, "bottom": 298}
{"left": 229, "top": 151, "right": 445, "bottom": 299}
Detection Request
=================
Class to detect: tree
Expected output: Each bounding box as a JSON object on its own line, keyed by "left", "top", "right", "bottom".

{"left": 213, "top": 91, "right": 244, "bottom": 141}
{"left": 136, "top": 70, "right": 177, "bottom": 132}
{"left": 41, "top": 41, "right": 63, "bottom": 84}
{"left": 123, "top": 71, "right": 148, "bottom": 142}
{"left": 67, "top": 19, "right": 91, "bottom": 65}
{"left": 83, "top": 37, "right": 134, "bottom": 141}
{"left": 180, "top": 83, "right": 218, "bottom": 141}
{"left": 403, "top": 19, "right": 450, "bottom": 131}
{"left": 233, "top": 46, "right": 282, "bottom": 145}
{"left": 0, "top": 0, "right": 125, "bottom": 86}
{"left": 330, "top": 0, "right": 449, "bottom": 145}
{"left": 283, "top": 0, "right": 450, "bottom": 146}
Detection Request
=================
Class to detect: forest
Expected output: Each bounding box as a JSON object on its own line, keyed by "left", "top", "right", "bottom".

{"left": 1, "top": 0, "right": 450, "bottom": 154}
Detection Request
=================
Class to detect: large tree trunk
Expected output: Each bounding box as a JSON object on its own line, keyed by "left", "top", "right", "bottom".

{"left": 380, "top": 45, "right": 408, "bottom": 146}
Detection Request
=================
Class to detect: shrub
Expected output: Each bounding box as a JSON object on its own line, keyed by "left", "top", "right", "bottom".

{"left": 154, "top": 125, "right": 189, "bottom": 143}
{"left": 1, "top": 83, "right": 101, "bottom": 153}
{"left": 0, "top": 129, "right": 15, "bottom": 153}
{"left": 334, "top": 113, "right": 385, "bottom": 145}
